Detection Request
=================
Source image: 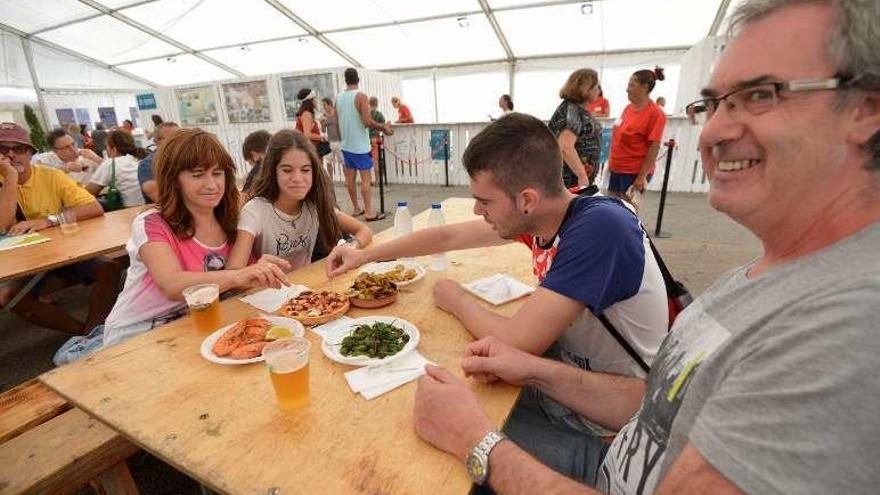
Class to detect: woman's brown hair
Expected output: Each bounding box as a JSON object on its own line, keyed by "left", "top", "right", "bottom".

{"left": 633, "top": 66, "right": 666, "bottom": 93}
{"left": 559, "top": 68, "right": 599, "bottom": 104}
{"left": 247, "top": 129, "right": 341, "bottom": 253}
{"left": 106, "top": 130, "right": 149, "bottom": 160}
{"left": 153, "top": 128, "right": 240, "bottom": 241}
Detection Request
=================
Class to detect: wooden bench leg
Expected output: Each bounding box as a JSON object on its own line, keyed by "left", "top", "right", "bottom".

{"left": 89, "top": 461, "right": 140, "bottom": 495}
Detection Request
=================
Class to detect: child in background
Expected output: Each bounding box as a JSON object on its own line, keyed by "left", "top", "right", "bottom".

{"left": 229, "top": 129, "right": 372, "bottom": 271}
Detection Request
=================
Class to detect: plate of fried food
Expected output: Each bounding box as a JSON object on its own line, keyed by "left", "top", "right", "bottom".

{"left": 321, "top": 316, "right": 419, "bottom": 366}
{"left": 200, "top": 316, "right": 305, "bottom": 365}
{"left": 347, "top": 271, "right": 398, "bottom": 309}
{"left": 359, "top": 260, "right": 425, "bottom": 286}
{"left": 277, "top": 290, "right": 350, "bottom": 326}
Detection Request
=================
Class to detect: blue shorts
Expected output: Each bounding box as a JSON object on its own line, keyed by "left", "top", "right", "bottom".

{"left": 608, "top": 172, "right": 652, "bottom": 192}
{"left": 342, "top": 150, "right": 373, "bottom": 171}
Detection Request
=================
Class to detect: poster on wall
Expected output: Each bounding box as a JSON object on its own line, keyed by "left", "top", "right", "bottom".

{"left": 75, "top": 108, "right": 91, "bottom": 129}
{"left": 176, "top": 86, "right": 219, "bottom": 126}
{"left": 430, "top": 129, "right": 450, "bottom": 161}
{"left": 281, "top": 73, "right": 335, "bottom": 120}
{"left": 97, "top": 107, "right": 118, "bottom": 127}
{"left": 55, "top": 108, "right": 76, "bottom": 126}
{"left": 136, "top": 93, "right": 157, "bottom": 110}
{"left": 223, "top": 80, "right": 271, "bottom": 124}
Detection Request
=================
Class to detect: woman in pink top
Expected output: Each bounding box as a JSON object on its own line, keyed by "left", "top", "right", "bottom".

{"left": 54, "top": 129, "right": 289, "bottom": 364}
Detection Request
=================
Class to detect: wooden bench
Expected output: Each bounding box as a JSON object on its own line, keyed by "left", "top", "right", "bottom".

{"left": 0, "top": 380, "right": 140, "bottom": 495}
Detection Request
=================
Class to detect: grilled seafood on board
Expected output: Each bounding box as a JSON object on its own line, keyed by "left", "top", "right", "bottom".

{"left": 277, "top": 290, "right": 350, "bottom": 326}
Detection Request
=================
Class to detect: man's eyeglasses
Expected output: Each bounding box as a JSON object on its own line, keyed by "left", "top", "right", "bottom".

{"left": 0, "top": 144, "right": 31, "bottom": 155}
{"left": 685, "top": 76, "right": 847, "bottom": 126}
{"left": 54, "top": 142, "right": 77, "bottom": 152}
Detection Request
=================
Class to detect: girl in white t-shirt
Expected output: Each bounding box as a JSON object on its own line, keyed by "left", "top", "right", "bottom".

{"left": 229, "top": 129, "right": 371, "bottom": 271}
{"left": 54, "top": 128, "right": 289, "bottom": 365}
{"left": 85, "top": 130, "right": 150, "bottom": 208}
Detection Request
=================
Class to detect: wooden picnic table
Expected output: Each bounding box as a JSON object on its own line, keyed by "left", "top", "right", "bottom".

{"left": 0, "top": 207, "right": 142, "bottom": 283}
{"left": 40, "top": 197, "right": 534, "bottom": 495}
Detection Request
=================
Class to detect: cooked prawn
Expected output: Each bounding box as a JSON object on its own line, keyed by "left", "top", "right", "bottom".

{"left": 212, "top": 317, "right": 270, "bottom": 358}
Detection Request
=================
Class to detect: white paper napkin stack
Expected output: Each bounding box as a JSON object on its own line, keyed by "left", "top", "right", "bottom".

{"left": 238, "top": 284, "right": 310, "bottom": 312}
{"left": 462, "top": 274, "right": 535, "bottom": 306}
{"left": 343, "top": 352, "right": 433, "bottom": 400}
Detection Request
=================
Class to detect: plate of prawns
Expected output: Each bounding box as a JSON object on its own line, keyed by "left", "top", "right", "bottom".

{"left": 200, "top": 316, "right": 305, "bottom": 365}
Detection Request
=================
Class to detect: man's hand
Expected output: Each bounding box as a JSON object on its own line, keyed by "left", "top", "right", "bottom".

{"left": 383, "top": 124, "right": 394, "bottom": 136}
{"left": 63, "top": 161, "right": 86, "bottom": 173}
{"left": 233, "top": 262, "right": 290, "bottom": 289}
{"left": 462, "top": 336, "right": 539, "bottom": 385}
{"left": 257, "top": 253, "right": 292, "bottom": 272}
{"left": 432, "top": 278, "right": 467, "bottom": 314}
{"left": 78, "top": 149, "right": 102, "bottom": 165}
{"left": 414, "top": 365, "right": 496, "bottom": 461}
{"left": 325, "top": 245, "right": 368, "bottom": 278}
{"left": 633, "top": 174, "right": 648, "bottom": 193}
{"left": 0, "top": 155, "right": 18, "bottom": 180}
{"left": 8, "top": 219, "right": 51, "bottom": 235}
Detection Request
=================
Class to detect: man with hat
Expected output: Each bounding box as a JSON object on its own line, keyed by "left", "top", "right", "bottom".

{"left": 1, "top": 122, "right": 121, "bottom": 335}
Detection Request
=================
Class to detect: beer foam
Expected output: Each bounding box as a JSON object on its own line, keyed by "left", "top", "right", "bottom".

{"left": 263, "top": 338, "right": 310, "bottom": 373}
{"left": 184, "top": 285, "right": 218, "bottom": 306}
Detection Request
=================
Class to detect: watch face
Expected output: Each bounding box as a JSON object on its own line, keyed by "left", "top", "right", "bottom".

{"left": 466, "top": 453, "right": 485, "bottom": 479}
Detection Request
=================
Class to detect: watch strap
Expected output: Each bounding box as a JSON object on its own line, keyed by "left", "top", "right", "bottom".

{"left": 468, "top": 430, "right": 506, "bottom": 485}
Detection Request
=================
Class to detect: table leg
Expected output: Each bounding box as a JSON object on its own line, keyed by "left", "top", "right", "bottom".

{"left": 0, "top": 271, "right": 46, "bottom": 318}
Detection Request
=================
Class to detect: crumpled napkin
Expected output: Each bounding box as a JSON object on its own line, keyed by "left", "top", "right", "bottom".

{"left": 344, "top": 352, "right": 433, "bottom": 400}
{"left": 238, "top": 284, "right": 310, "bottom": 313}
{"left": 462, "top": 274, "right": 535, "bottom": 306}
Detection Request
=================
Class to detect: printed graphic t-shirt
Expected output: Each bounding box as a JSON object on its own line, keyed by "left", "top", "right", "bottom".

{"left": 102, "top": 210, "right": 229, "bottom": 346}
{"left": 237, "top": 197, "right": 319, "bottom": 271}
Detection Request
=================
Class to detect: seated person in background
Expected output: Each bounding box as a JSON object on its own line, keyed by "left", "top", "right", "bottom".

{"left": 86, "top": 130, "right": 150, "bottom": 209}
{"left": 32, "top": 128, "right": 103, "bottom": 184}
{"left": 327, "top": 114, "right": 668, "bottom": 483}
{"left": 228, "top": 129, "right": 371, "bottom": 272}
{"left": 241, "top": 129, "right": 271, "bottom": 194}
{"left": 391, "top": 96, "right": 414, "bottom": 123}
{"left": 413, "top": 1, "right": 880, "bottom": 493}
{"left": 54, "top": 128, "right": 291, "bottom": 365}
{"left": 92, "top": 122, "right": 108, "bottom": 158}
{"left": 0, "top": 122, "right": 121, "bottom": 335}
{"left": 138, "top": 121, "right": 180, "bottom": 203}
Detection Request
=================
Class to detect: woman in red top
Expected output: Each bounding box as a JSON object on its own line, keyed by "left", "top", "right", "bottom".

{"left": 295, "top": 89, "right": 324, "bottom": 154}
{"left": 586, "top": 86, "right": 610, "bottom": 118}
{"left": 608, "top": 67, "right": 667, "bottom": 205}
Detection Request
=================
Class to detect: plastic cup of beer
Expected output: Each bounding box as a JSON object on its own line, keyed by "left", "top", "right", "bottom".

{"left": 59, "top": 208, "right": 79, "bottom": 235}
{"left": 262, "top": 337, "right": 310, "bottom": 410}
{"left": 182, "top": 284, "right": 221, "bottom": 332}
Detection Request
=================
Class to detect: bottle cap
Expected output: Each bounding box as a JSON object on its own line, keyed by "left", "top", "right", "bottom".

{"left": 397, "top": 201, "right": 408, "bottom": 207}
{"left": 431, "top": 203, "right": 441, "bottom": 209}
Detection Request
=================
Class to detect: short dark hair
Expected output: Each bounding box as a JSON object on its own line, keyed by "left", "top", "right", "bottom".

{"left": 463, "top": 113, "right": 565, "bottom": 198}
{"left": 242, "top": 130, "right": 271, "bottom": 161}
{"left": 47, "top": 128, "right": 69, "bottom": 148}
{"left": 500, "top": 94, "right": 513, "bottom": 110}
{"left": 344, "top": 68, "right": 359, "bottom": 85}
{"left": 151, "top": 114, "right": 163, "bottom": 126}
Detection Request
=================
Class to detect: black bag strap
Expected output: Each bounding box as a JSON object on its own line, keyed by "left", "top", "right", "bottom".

{"left": 598, "top": 313, "right": 650, "bottom": 373}
{"left": 15, "top": 203, "right": 26, "bottom": 222}
{"left": 643, "top": 232, "right": 683, "bottom": 298}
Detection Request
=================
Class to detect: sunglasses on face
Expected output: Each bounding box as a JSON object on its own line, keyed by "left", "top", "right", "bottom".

{"left": 0, "top": 144, "right": 31, "bottom": 155}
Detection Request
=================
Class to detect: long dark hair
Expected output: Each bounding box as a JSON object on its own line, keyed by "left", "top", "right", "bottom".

{"left": 296, "top": 88, "right": 316, "bottom": 117}
{"left": 633, "top": 66, "right": 665, "bottom": 93}
{"left": 247, "top": 129, "right": 341, "bottom": 253}
{"left": 154, "top": 128, "right": 240, "bottom": 242}
{"left": 106, "top": 130, "right": 149, "bottom": 160}
{"left": 500, "top": 94, "right": 513, "bottom": 111}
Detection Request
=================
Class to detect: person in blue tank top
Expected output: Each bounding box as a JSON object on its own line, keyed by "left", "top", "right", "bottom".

{"left": 335, "top": 68, "right": 394, "bottom": 222}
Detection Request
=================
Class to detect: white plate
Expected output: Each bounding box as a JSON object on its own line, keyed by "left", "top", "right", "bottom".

{"left": 359, "top": 260, "right": 426, "bottom": 286}
{"left": 200, "top": 316, "right": 305, "bottom": 365}
{"left": 321, "top": 316, "right": 420, "bottom": 367}
{"left": 462, "top": 274, "right": 535, "bottom": 306}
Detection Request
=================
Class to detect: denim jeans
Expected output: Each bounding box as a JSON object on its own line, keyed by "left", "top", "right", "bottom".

{"left": 53, "top": 324, "right": 105, "bottom": 366}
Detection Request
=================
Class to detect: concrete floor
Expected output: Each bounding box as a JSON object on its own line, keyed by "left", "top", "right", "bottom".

{"left": 2, "top": 182, "right": 761, "bottom": 494}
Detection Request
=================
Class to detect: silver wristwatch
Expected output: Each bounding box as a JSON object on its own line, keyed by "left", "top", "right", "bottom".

{"left": 466, "top": 430, "right": 506, "bottom": 486}
{"left": 47, "top": 214, "right": 60, "bottom": 226}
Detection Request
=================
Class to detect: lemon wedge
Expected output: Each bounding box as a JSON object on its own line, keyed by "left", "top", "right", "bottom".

{"left": 266, "top": 326, "right": 293, "bottom": 340}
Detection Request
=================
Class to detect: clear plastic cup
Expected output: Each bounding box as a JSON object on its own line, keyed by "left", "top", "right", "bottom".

{"left": 58, "top": 208, "right": 79, "bottom": 235}
{"left": 263, "top": 337, "right": 311, "bottom": 410}
{"left": 182, "top": 284, "right": 221, "bottom": 332}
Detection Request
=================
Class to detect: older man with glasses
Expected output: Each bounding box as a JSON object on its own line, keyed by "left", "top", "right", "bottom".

{"left": 32, "top": 128, "right": 104, "bottom": 185}
{"left": 411, "top": 1, "right": 880, "bottom": 494}
{"left": 0, "top": 122, "right": 122, "bottom": 336}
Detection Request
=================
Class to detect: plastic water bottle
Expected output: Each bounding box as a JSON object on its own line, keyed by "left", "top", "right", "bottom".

{"left": 427, "top": 203, "right": 447, "bottom": 271}
{"left": 394, "top": 201, "right": 413, "bottom": 238}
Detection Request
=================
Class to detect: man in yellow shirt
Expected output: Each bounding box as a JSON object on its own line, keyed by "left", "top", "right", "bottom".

{"left": 0, "top": 122, "right": 122, "bottom": 335}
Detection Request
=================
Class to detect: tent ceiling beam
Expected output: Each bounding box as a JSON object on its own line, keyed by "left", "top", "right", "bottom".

{"left": 0, "top": 21, "right": 157, "bottom": 88}
{"left": 77, "top": 0, "right": 245, "bottom": 78}
{"left": 710, "top": 0, "right": 733, "bottom": 35}
{"left": 20, "top": 37, "right": 51, "bottom": 128}
{"left": 386, "top": 45, "right": 691, "bottom": 74}
{"left": 28, "top": 0, "right": 161, "bottom": 36}
{"left": 478, "top": 0, "right": 515, "bottom": 62}
{"left": 263, "top": 0, "right": 361, "bottom": 68}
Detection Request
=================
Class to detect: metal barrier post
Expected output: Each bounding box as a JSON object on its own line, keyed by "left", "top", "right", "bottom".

{"left": 378, "top": 134, "right": 387, "bottom": 214}
{"left": 654, "top": 139, "right": 675, "bottom": 238}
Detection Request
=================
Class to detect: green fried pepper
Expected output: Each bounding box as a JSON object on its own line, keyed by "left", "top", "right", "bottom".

{"left": 339, "top": 321, "right": 410, "bottom": 358}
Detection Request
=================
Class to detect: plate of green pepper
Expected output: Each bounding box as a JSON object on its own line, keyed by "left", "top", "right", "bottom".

{"left": 320, "top": 316, "right": 420, "bottom": 366}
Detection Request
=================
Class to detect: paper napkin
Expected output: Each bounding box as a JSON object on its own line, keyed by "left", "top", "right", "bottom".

{"left": 344, "top": 352, "right": 433, "bottom": 400}
{"left": 238, "top": 284, "right": 310, "bottom": 313}
{"left": 462, "top": 274, "right": 535, "bottom": 306}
